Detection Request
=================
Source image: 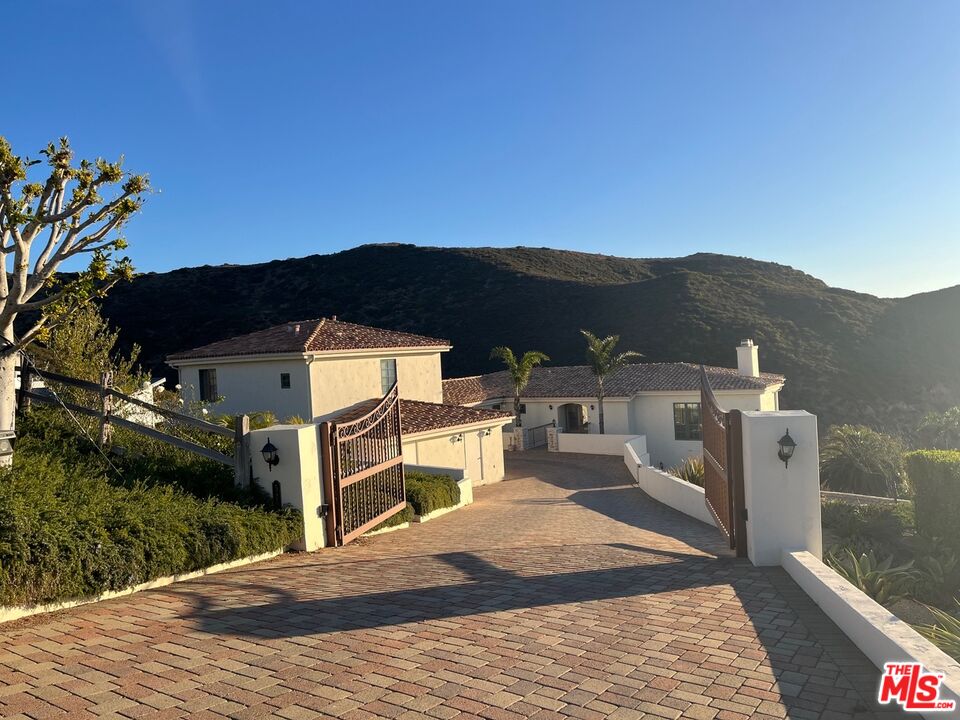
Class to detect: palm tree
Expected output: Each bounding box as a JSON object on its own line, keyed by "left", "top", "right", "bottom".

{"left": 489, "top": 347, "right": 549, "bottom": 427}
{"left": 581, "top": 330, "right": 642, "bottom": 434}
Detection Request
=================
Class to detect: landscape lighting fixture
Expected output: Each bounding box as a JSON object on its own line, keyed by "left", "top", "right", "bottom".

{"left": 261, "top": 438, "right": 280, "bottom": 471}
{"left": 777, "top": 429, "right": 796, "bottom": 468}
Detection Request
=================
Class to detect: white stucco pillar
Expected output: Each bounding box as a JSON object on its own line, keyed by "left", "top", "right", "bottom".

{"left": 741, "top": 410, "right": 822, "bottom": 566}
{"left": 249, "top": 424, "right": 327, "bottom": 551}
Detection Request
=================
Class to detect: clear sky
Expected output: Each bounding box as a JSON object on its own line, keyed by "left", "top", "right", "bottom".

{"left": 5, "top": 1, "right": 958, "bottom": 298}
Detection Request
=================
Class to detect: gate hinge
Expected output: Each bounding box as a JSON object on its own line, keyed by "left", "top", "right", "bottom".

{"left": 742, "top": 508, "right": 749, "bottom": 522}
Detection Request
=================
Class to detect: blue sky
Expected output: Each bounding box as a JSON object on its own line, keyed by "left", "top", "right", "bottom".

{"left": 5, "top": 1, "right": 958, "bottom": 297}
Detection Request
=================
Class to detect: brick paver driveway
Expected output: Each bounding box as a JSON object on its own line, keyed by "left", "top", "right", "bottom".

{"left": 1, "top": 451, "right": 904, "bottom": 719}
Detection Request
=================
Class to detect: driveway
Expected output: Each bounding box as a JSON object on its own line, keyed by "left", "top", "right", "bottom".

{"left": 0, "top": 451, "right": 903, "bottom": 719}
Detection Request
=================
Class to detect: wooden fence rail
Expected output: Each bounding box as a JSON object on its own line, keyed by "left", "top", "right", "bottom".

{"left": 17, "top": 365, "right": 250, "bottom": 484}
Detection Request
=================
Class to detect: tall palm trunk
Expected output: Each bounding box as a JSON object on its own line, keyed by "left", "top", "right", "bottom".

{"left": 597, "top": 377, "right": 605, "bottom": 434}
{"left": 513, "top": 387, "right": 522, "bottom": 427}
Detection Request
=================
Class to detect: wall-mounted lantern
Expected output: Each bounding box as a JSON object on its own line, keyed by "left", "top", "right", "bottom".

{"left": 548, "top": 404, "right": 553, "bottom": 410}
{"left": 261, "top": 438, "right": 280, "bottom": 471}
{"left": 777, "top": 429, "right": 797, "bottom": 468}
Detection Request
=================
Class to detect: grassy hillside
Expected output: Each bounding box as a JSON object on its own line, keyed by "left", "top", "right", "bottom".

{"left": 100, "top": 244, "right": 960, "bottom": 436}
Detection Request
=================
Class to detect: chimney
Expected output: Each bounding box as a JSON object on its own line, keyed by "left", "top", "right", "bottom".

{"left": 736, "top": 339, "right": 760, "bottom": 377}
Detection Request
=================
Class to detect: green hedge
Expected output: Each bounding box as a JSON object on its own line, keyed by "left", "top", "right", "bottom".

{"left": 0, "top": 449, "right": 302, "bottom": 607}
{"left": 405, "top": 471, "right": 461, "bottom": 516}
{"left": 371, "top": 502, "right": 415, "bottom": 531}
{"left": 905, "top": 450, "right": 960, "bottom": 545}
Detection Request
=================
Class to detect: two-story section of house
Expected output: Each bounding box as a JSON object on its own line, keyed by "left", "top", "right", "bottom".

{"left": 167, "top": 318, "right": 512, "bottom": 484}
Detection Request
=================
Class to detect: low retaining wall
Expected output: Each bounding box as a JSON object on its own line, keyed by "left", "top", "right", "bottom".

{"left": 783, "top": 550, "right": 960, "bottom": 717}
{"left": 0, "top": 548, "right": 284, "bottom": 625}
{"left": 557, "top": 432, "right": 642, "bottom": 455}
{"left": 623, "top": 442, "right": 715, "bottom": 527}
{"left": 821, "top": 490, "right": 911, "bottom": 506}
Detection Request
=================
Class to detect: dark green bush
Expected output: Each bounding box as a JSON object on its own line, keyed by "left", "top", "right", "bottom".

{"left": 819, "top": 425, "right": 908, "bottom": 497}
{"left": 905, "top": 450, "right": 960, "bottom": 547}
{"left": 16, "top": 409, "right": 262, "bottom": 505}
{"left": 821, "top": 500, "right": 913, "bottom": 558}
{"left": 371, "top": 502, "right": 415, "bottom": 531}
{"left": 0, "top": 411, "right": 302, "bottom": 606}
{"left": 405, "top": 471, "right": 460, "bottom": 516}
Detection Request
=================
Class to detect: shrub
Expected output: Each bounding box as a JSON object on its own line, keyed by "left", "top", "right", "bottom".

{"left": 826, "top": 549, "right": 917, "bottom": 607}
{"left": 820, "top": 425, "right": 907, "bottom": 497}
{"left": 371, "top": 503, "right": 415, "bottom": 532}
{"left": 405, "top": 471, "right": 460, "bottom": 516}
{"left": 916, "top": 600, "right": 960, "bottom": 661}
{"left": 669, "top": 456, "right": 704, "bottom": 487}
{"left": 917, "top": 407, "right": 960, "bottom": 451}
{"left": 0, "top": 450, "right": 302, "bottom": 606}
{"left": 821, "top": 500, "right": 913, "bottom": 544}
{"left": 16, "top": 409, "right": 262, "bottom": 506}
{"left": 905, "top": 450, "right": 960, "bottom": 548}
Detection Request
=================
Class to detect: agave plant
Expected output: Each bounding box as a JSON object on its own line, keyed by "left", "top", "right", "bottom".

{"left": 916, "top": 600, "right": 960, "bottom": 661}
{"left": 669, "top": 456, "right": 705, "bottom": 487}
{"left": 827, "top": 549, "right": 917, "bottom": 606}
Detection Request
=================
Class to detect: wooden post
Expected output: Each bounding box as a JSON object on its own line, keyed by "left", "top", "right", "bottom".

{"left": 319, "top": 421, "right": 338, "bottom": 547}
{"left": 17, "top": 360, "right": 32, "bottom": 415}
{"left": 233, "top": 414, "right": 250, "bottom": 486}
{"left": 99, "top": 371, "right": 113, "bottom": 447}
{"left": 728, "top": 409, "right": 748, "bottom": 558}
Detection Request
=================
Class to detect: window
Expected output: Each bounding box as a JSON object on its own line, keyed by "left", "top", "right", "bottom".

{"left": 280, "top": 372, "right": 291, "bottom": 389}
{"left": 198, "top": 369, "right": 217, "bottom": 402}
{"left": 380, "top": 358, "right": 397, "bottom": 394}
{"left": 518, "top": 404, "right": 527, "bottom": 414}
{"left": 674, "top": 402, "right": 702, "bottom": 441}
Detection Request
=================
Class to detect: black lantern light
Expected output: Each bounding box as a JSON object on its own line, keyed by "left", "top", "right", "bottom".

{"left": 777, "top": 429, "right": 797, "bottom": 468}
{"left": 261, "top": 438, "right": 280, "bottom": 471}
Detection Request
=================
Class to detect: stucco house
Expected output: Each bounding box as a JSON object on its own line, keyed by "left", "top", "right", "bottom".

{"left": 167, "top": 318, "right": 512, "bottom": 484}
{"left": 442, "top": 340, "right": 784, "bottom": 468}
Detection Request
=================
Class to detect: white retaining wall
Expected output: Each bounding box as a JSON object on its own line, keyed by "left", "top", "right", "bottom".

{"left": 623, "top": 439, "right": 715, "bottom": 527}
{"left": 556, "top": 432, "right": 642, "bottom": 455}
{"left": 784, "top": 550, "right": 960, "bottom": 718}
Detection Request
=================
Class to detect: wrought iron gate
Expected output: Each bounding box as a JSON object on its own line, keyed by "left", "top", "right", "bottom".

{"left": 319, "top": 385, "right": 406, "bottom": 546}
{"left": 700, "top": 366, "right": 747, "bottom": 557}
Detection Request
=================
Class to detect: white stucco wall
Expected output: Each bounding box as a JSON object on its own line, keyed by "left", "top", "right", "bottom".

{"left": 310, "top": 351, "right": 443, "bottom": 419}
{"left": 403, "top": 425, "right": 506, "bottom": 485}
{"left": 557, "top": 432, "right": 641, "bottom": 455}
{"left": 741, "top": 410, "right": 822, "bottom": 566}
{"left": 249, "top": 424, "right": 326, "bottom": 551}
{"left": 630, "top": 390, "right": 775, "bottom": 470}
{"left": 178, "top": 359, "right": 312, "bottom": 420}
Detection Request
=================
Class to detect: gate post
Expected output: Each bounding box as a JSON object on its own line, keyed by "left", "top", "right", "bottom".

{"left": 728, "top": 410, "right": 747, "bottom": 558}
{"left": 318, "top": 421, "right": 338, "bottom": 547}
{"left": 739, "top": 410, "right": 822, "bottom": 566}
{"left": 249, "top": 423, "right": 327, "bottom": 551}
{"left": 233, "top": 414, "right": 250, "bottom": 486}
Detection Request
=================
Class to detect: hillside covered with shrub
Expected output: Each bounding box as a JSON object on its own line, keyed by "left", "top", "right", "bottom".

{"left": 97, "top": 244, "right": 960, "bottom": 435}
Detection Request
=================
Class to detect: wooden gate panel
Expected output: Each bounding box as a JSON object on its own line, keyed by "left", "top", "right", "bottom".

{"left": 700, "top": 366, "right": 747, "bottom": 557}
{"left": 320, "top": 385, "right": 406, "bottom": 546}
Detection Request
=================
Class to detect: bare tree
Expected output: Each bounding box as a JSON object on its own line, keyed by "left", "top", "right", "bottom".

{"left": 0, "top": 137, "right": 148, "bottom": 462}
{"left": 581, "top": 330, "right": 641, "bottom": 434}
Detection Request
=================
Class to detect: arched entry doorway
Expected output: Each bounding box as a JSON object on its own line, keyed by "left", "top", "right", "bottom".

{"left": 558, "top": 403, "right": 589, "bottom": 433}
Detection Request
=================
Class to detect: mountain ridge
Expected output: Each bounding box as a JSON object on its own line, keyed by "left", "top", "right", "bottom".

{"left": 99, "top": 244, "right": 960, "bottom": 437}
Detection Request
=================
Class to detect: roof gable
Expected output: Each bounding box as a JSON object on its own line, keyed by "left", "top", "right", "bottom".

{"left": 168, "top": 318, "right": 450, "bottom": 362}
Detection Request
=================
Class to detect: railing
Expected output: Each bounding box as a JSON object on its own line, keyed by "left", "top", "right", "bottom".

{"left": 524, "top": 421, "right": 554, "bottom": 449}
{"left": 17, "top": 365, "right": 250, "bottom": 484}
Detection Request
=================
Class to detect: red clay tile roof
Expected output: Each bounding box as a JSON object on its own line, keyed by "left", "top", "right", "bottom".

{"left": 168, "top": 318, "right": 450, "bottom": 361}
{"left": 442, "top": 363, "right": 784, "bottom": 404}
{"left": 330, "top": 398, "right": 512, "bottom": 435}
